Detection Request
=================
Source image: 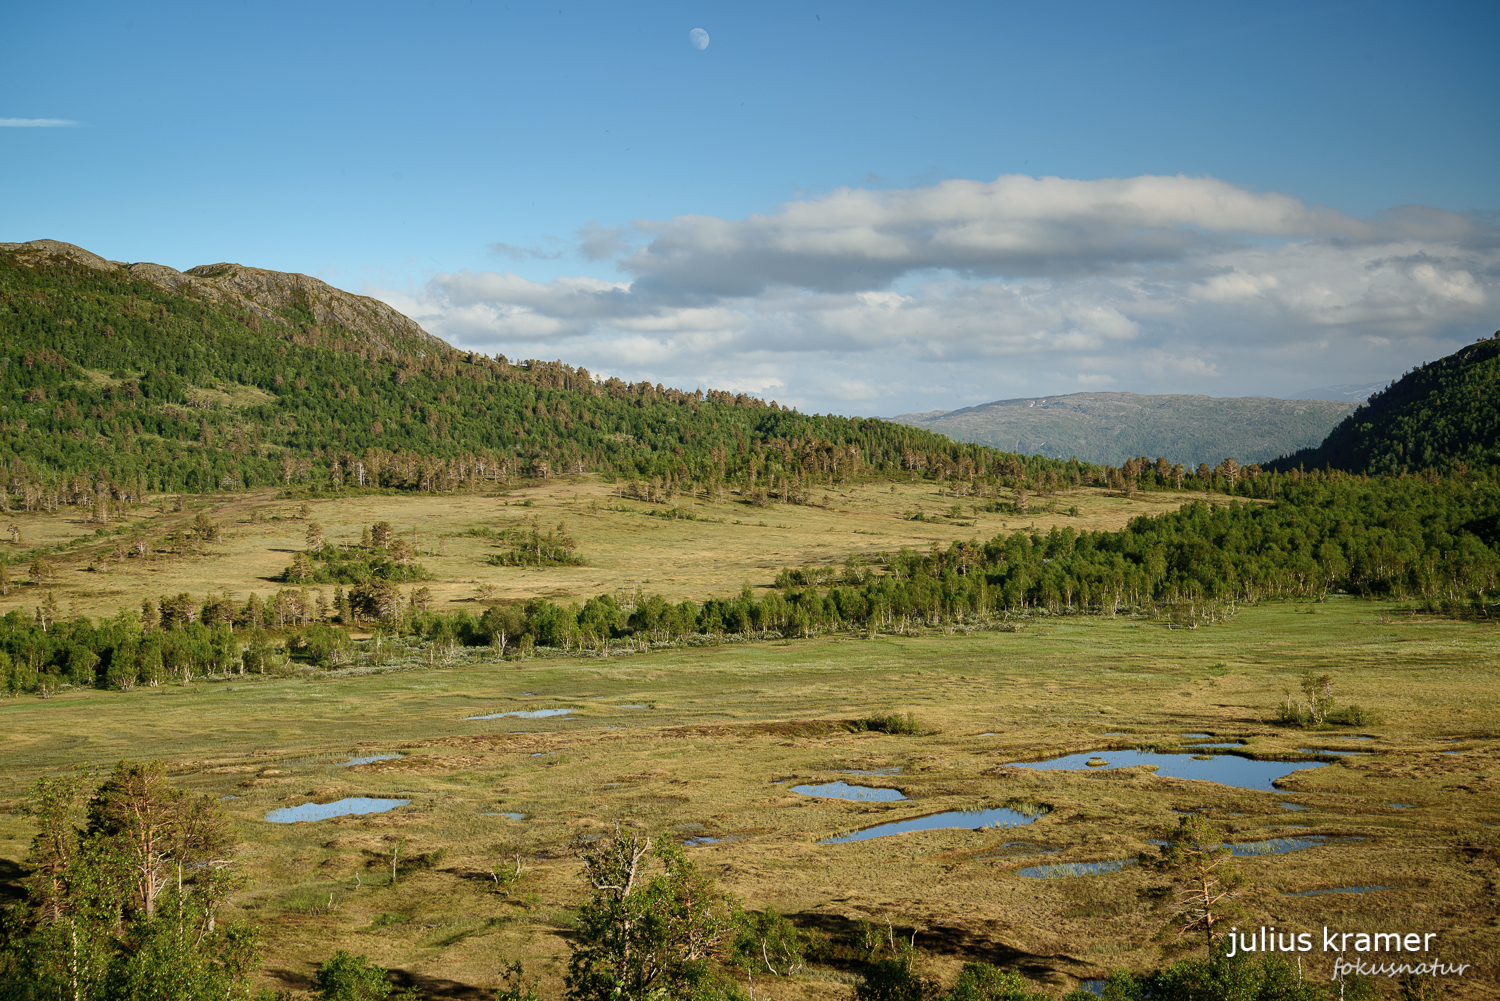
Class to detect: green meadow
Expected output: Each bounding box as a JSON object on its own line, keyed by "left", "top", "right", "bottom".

{"left": 3, "top": 593, "right": 1494, "bottom": 998}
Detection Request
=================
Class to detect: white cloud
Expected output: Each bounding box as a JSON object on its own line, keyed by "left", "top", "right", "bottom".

{"left": 367, "top": 174, "right": 1500, "bottom": 415}
{"left": 0, "top": 118, "right": 79, "bottom": 127}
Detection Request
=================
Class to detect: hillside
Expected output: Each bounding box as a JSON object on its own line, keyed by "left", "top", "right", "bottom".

{"left": 0, "top": 239, "right": 443, "bottom": 357}
{"left": 1274, "top": 334, "right": 1500, "bottom": 475}
{"left": 888, "top": 392, "right": 1359, "bottom": 467}
{"left": 0, "top": 240, "right": 1079, "bottom": 502}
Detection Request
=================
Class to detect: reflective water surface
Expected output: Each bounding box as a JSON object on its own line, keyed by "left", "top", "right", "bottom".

{"left": 792, "top": 781, "right": 907, "bottom": 802}
{"left": 265, "top": 798, "right": 409, "bottom": 823}
{"left": 820, "top": 806, "right": 1045, "bottom": 844}
{"left": 1007, "top": 749, "right": 1328, "bottom": 791}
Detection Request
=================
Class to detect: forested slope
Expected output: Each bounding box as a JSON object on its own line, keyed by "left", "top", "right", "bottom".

{"left": 0, "top": 241, "right": 1074, "bottom": 503}
{"left": 1274, "top": 334, "right": 1500, "bottom": 474}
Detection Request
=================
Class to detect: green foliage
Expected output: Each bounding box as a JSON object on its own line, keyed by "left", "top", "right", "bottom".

{"left": 1145, "top": 814, "right": 1246, "bottom": 952}
{"left": 731, "top": 909, "right": 805, "bottom": 978}
{"left": 853, "top": 956, "right": 943, "bottom": 1001}
{"left": 0, "top": 245, "right": 1079, "bottom": 501}
{"left": 0, "top": 763, "right": 256, "bottom": 1000}
{"left": 565, "top": 831, "right": 737, "bottom": 1001}
{"left": 1098, "top": 951, "right": 1374, "bottom": 1000}
{"left": 493, "top": 961, "right": 543, "bottom": 1001}
{"left": 281, "top": 545, "right": 431, "bottom": 585}
{"left": 850, "top": 712, "right": 920, "bottom": 735}
{"left": 486, "top": 519, "right": 585, "bottom": 567}
{"left": 946, "top": 962, "right": 1050, "bottom": 1001}
{"left": 1277, "top": 336, "right": 1500, "bottom": 475}
{"left": 286, "top": 623, "right": 354, "bottom": 667}
{"left": 311, "top": 950, "right": 415, "bottom": 1001}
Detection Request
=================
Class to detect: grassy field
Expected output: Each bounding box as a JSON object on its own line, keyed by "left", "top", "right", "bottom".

{"left": 1, "top": 476, "right": 1229, "bottom": 619}
{"left": 2, "top": 593, "right": 1496, "bottom": 998}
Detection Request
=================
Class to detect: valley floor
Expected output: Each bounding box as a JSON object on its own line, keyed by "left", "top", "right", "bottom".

{"left": 2, "top": 598, "right": 1495, "bottom": 998}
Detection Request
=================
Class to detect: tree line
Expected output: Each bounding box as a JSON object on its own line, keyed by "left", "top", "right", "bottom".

{"left": 4, "top": 464, "right": 1495, "bottom": 695}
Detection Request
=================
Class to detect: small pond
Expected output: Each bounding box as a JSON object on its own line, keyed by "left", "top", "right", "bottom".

{"left": 1286, "top": 885, "right": 1393, "bottom": 897}
{"left": 482, "top": 811, "right": 526, "bottom": 819}
{"left": 1387, "top": 803, "right": 1416, "bottom": 809}
{"left": 820, "top": 805, "right": 1045, "bottom": 844}
{"left": 466, "top": 709, "right": 574, "bottom": 720}
{"left": 1279, "top": 802, "right": 1310, "bottom": 810}
{"left": 683, "top": 836, "right": 720, "bottom": 846}
{"left": 341, "top": 753, "right": 402, "bottom": 766}
{"left": 1182, "top": 733, "right": 1212, "bottom": 738}
{"left": 1019, "top": 858, "right": 1136, "bottom": 879}
{"left": 793, "top": 781, "right": 907, "bottom": 802}
{"left": 1297, "top": 748, "right": 1370, "bottom": 756}
{"left": 1231, "top": 836, "right": 1331, "bottom": 857}
{"left": 1006, "top": 749, "right": 1328, "bottom": 792}
{"left": 264, "top": 798, "right": 409, "bottom": 823}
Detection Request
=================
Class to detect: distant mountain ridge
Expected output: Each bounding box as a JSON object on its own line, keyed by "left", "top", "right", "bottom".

{"left": 1274, "top": 334, "right": 1500, "bottom": 474}
{"left": 887, "top": 392, "right": 1360, "bottom": 468}
{"left": 1288, "top": 382, "right": 1388, "bottom": 403}
{"left": 0, "top": 239, "right": 444, "bottom": 357}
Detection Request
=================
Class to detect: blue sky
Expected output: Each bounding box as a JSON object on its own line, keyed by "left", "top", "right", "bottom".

{"left": 4, "top": 0, "right": 1497, "bottom": 414}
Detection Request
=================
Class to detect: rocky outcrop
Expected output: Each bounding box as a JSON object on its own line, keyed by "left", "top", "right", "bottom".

{"left": 0, "top": 239, "right": 447, "bottom": 357}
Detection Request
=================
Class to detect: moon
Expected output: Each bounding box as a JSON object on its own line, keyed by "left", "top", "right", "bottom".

{"left": 689, "top": 27, "right": 709, "bottom": 50}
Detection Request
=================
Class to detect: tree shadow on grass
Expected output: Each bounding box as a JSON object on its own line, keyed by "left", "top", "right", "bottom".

{"left": 0, "top": 857, "right": 25, "bottom": 907}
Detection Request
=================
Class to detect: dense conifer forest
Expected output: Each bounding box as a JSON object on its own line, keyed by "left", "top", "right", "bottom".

{"left": 1274, "top": 334, "right": 1500, "bottom": 475}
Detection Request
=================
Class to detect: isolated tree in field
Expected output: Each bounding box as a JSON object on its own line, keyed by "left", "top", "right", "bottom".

{"left": 305, "top": 521, "right": 325, "bottom": 550}
{"left": 311, "top": 949, "right": 418, "bottom": 1000}
{"left": 86, "top": 759, "right": 234, "bottom": 919}
{"left": 565, "top": 828, "right": 737, "bottom": 1001}
{"left": 1, "top": 765, "right": 258, "bottom": 1000}
{"left": 1145, "top": 814, "right": 1246, "bottom": 953}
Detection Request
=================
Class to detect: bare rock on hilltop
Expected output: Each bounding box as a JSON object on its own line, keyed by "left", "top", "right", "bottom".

{"left": 0, "top": 239, "right": 446, "bottom": 357}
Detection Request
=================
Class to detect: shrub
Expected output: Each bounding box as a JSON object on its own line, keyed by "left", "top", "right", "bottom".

{"left": 851, "top": 712, "right": 920, "bottom": 735}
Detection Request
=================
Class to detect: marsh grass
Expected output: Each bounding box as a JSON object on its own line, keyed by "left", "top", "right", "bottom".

{"left": 0, "top": 592, "right": 1494, "bottom": 997}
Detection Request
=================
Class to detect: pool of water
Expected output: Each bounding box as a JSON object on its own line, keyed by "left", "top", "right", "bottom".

{"left": 1230, "top": 836, "right": 1329, "bottom": 857}
{"left": 1182, "top": 733, "right": 1212, "bottom": 738}
{"left": 1287, "top": 885, "right": 1393, "bottom": 897}
{"left": 1279, "top": 802, "right": 1311, "bottom": 811}
{"left": 1297, "top": 748, "right": 1371, "bottom": 756}
{"left": 820, "top": 805, "right": 1045, "bottom": 844}
{"left": 1387, "top": 803, "right": 1416, "bottom": 809}
{"left": 1019, "top": 858, "right": 1136, "bottom": 878}
{"left": 844, "top": 767, "right": 902, "bottom": 776}
{"left": 341, "top": 753, "right": 402, "bottom": 766}
{"left": 793, "top": 781, "right": 907, "bottom": 802}
{"left": 466, "top": 709, "right": 574, "bottom": 720}
{"left": 264, "top": 798, "right": 409, "bottom": 823}
{"left": 1007, "top": 750, "right": 1329, "bottom": 792}
{"left": 683, "top": 836, "right": 720, "bottom": 846}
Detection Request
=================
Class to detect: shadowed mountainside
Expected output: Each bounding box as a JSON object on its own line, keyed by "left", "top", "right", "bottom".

{"left": 1273, "top": 333, "right": 1500, "bottom": 474}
